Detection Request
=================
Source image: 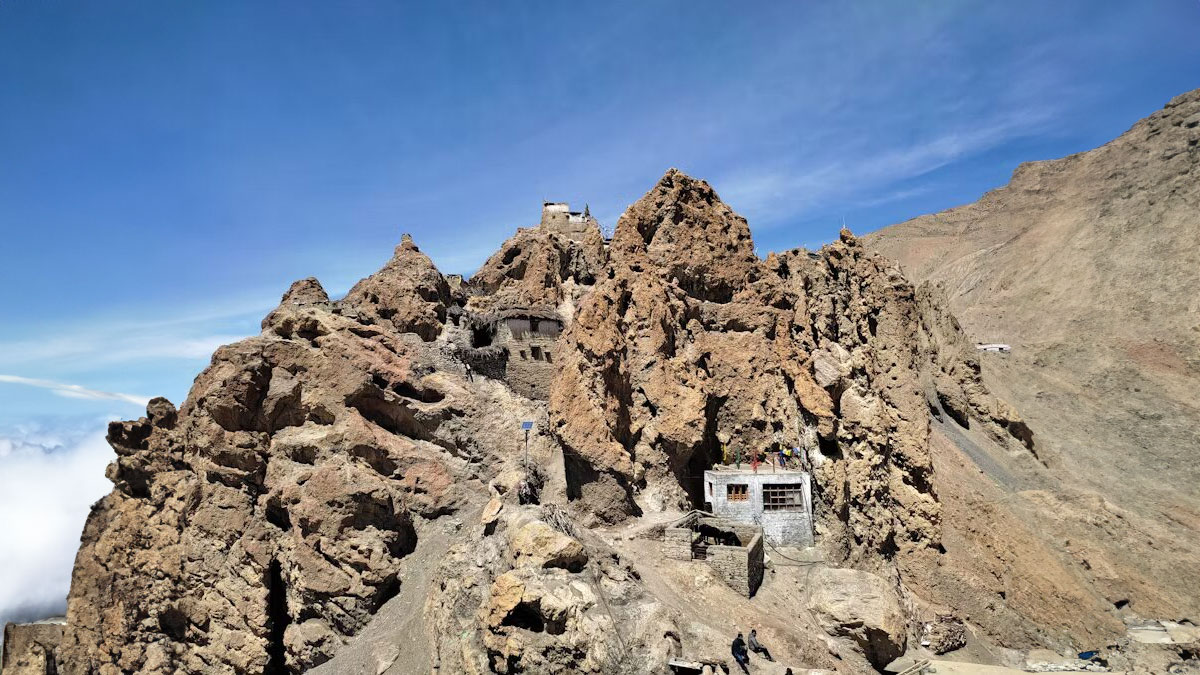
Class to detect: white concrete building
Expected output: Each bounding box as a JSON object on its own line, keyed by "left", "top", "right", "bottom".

{"left": 975, "top": 343, "right": 1011, "bottom": 353}
{"left": 703, "top": 466, "right": 814, "bottom": 547}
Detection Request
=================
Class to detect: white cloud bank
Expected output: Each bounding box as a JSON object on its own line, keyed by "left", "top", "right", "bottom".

{"left": 0, "top": 424, "right": 115, "bottom": 625}
{"left": 0, "top": 374, "right": 150, "bottom": 407}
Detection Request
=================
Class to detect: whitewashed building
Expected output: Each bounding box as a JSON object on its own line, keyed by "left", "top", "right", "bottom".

{"left": 703, "top": 466, "right": 814, "bottom": 547}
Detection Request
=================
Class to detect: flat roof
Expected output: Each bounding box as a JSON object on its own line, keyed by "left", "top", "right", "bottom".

{"left": 705, "top": 464, "right": 807, "bottom": 475}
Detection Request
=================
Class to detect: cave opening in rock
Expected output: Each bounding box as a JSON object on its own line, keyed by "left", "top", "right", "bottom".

{"left": 371, "top": 575, "right": 402, "bottom": 611}
{"left": 265, "top": 498, "right": 291, "bottom": 531}
{"left": 157, "top": 606, "right": 188, "bottom": 640}
{"left": 392, "top": 380, "right": 446, "bottom": 403}
{"left": 346, "top": 387, "right": 427, "bottom": 440}
{"left": 265, "top": 559, "right": 291, "bottom": 675}
{"left": 501, "top": 245, "right": 522, "bottom": 266}
{"left": 502, "top": 600, "right": 546, "bottom": 632}
{"left": 471, "top": 323, "right": 494, "bottom": 348}
{"left": 684, "top": 396, "right": 727, "bottom": 509}
{"left": 502, "top": 599, "right": 565, "bottom": 635}
{"left": 818, "top": 434, "right": 842, "bottom": 460}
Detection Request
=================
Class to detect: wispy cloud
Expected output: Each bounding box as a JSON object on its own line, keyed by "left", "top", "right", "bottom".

{"left": 0, "top": 292, "right": 273, "bottom": 425}
{"left": 0, "top": 292, "right": 271, "bottom": 373}
{"left": 718, "top": 106, "right": 1057, "bottom": 228}
{"left": 0, "top": 375, "right": 150, "bottom": 407}
{"left": 0, "top": 333, "right": 246, "bottom": 370}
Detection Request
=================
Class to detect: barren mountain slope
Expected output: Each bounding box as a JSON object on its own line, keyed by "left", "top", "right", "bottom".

{"left": 866, "top": 88, "right": 1200, "bottom": 520}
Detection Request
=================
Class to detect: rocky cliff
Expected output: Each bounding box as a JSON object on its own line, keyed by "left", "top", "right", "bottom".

{"left": 866, "top": 88, "right": 1200, "bottom": 516}
{"left": 35, "top": 163, "right": 1190, "bottom": 674}
{"left": 548, "top": 170, "right": 1023, "bottom": 569}
{"left": 866, "top": 89, "right": 1200, "bottom": 638}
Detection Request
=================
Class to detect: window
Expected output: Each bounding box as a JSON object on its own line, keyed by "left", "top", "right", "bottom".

{"left": 727, "top": 484, "right": 748, "bottom": 502}
{"left": 543, "top": 351, "right": 552, "bottom": 363}
{"left": 531, "top": 346, "right": 543, "bottom": 360}
{"left": 519, "top": 350, "right": 527, "bottom": 360}
{"left": 763, "top": 484, "right": 804, "bottom": 511}
{"left": 530, "top": 318, "right": 540, "bottom": 332}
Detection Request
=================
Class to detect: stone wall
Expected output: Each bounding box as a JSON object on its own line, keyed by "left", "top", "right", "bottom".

{"left": 461, "top": 345, "right": 508, "bottom": 381}
{"left": 495, "top": 317, "right": 561, "bottom": 400}
{"left": 663, "top": 526, "right": 695, "bottom": 561}
{"left": 747, "top": 533, "right": 764, "bottom": 595}
{"left": 706, "top": 533, "right": 763, "bottom": 597}
{"left": 3, "top": 621, "right": 63, "bottom": 675}
{"left": 446, "top": 309, "right": 564, "bottom": 399}
{"left": 540, "top": 202, "right": 597, "bottom": 242}
{"left": 663, "top": 512, "right": 700, "bottom": 560}
{"left": 661, "top": 513, "right": 763, "bottom": 597}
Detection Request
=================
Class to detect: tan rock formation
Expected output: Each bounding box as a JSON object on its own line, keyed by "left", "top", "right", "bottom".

{"left": 56, "top": 267, "right": 535, "bottom": 673}
{"left": 340, "top": 238, "right": 456, "bottom": 341}
{"left": 867, "top": 87, "right": 1200, "bottom": 630}
{"left": 428, "top": 504, "right": 686, "bottom": 675}
{"left": 468, "top": 220, "right": 606, "bottom": 315}
{"left": 549, "top": 171, "right": 1011, "bottom": 571}
{"left": 45, "top": 154, "right": 1185, "bottom": 675}
{"left": 805, "top": 567, "right": 906, "bottom": 668}
{"left": 507, "top": 521, "right": 587, "bottom": 571}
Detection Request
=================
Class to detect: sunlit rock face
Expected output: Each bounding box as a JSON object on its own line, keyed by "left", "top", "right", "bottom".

{"left": 56, "top": 169, "right": 1026, "bottom": 674}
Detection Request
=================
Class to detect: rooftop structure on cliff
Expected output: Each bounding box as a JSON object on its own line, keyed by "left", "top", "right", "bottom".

{"left": 539, "top": 201, "right": 599, "bottom": 242}
{"left": 449, "top": 199, "right": 605, "bottom": 399}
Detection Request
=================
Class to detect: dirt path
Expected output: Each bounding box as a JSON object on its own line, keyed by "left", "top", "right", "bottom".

{"left": 310, "top": 512, "right": 469, "bottom": 675}
{"left": 600, "top": 523, "right": 844, "bottom": 673}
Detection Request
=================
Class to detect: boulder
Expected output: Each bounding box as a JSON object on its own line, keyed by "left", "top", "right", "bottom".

{"left": 509, "top": 521, "right": 587, "bottom": 571}
{"left": 481, "top": 496, "right": 504, "bottom": 526}
{"left": 811, "top": 342, "right": 851, "bottom": 388}
{"left": 484, "top": 572, "right": 528, "bottom": 630}
{"left": 806, "top": 567, "right": 907, "bottom": 668}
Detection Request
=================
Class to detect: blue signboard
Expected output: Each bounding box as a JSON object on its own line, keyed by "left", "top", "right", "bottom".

{"left": 521, "top": 421, "right": 534, "bottom": 430}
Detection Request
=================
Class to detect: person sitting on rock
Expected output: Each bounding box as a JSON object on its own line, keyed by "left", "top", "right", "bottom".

{"left": 748, "top": 629, "right": 774, "bottom": 661}
{"left": 731, "top": 632, "right": 751, "bottom": 674}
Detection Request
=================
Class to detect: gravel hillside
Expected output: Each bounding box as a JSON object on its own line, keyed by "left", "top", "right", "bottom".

{"left": 867, "top": 88, "right": 1200, "bottom": 521}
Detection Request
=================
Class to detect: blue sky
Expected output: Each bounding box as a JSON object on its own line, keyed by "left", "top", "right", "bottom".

{"left": 0, "top": 0, "right": 1198, "bottom": 621}
{"left": 1, "top": 2, "right": 1199, "bottom": 418}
